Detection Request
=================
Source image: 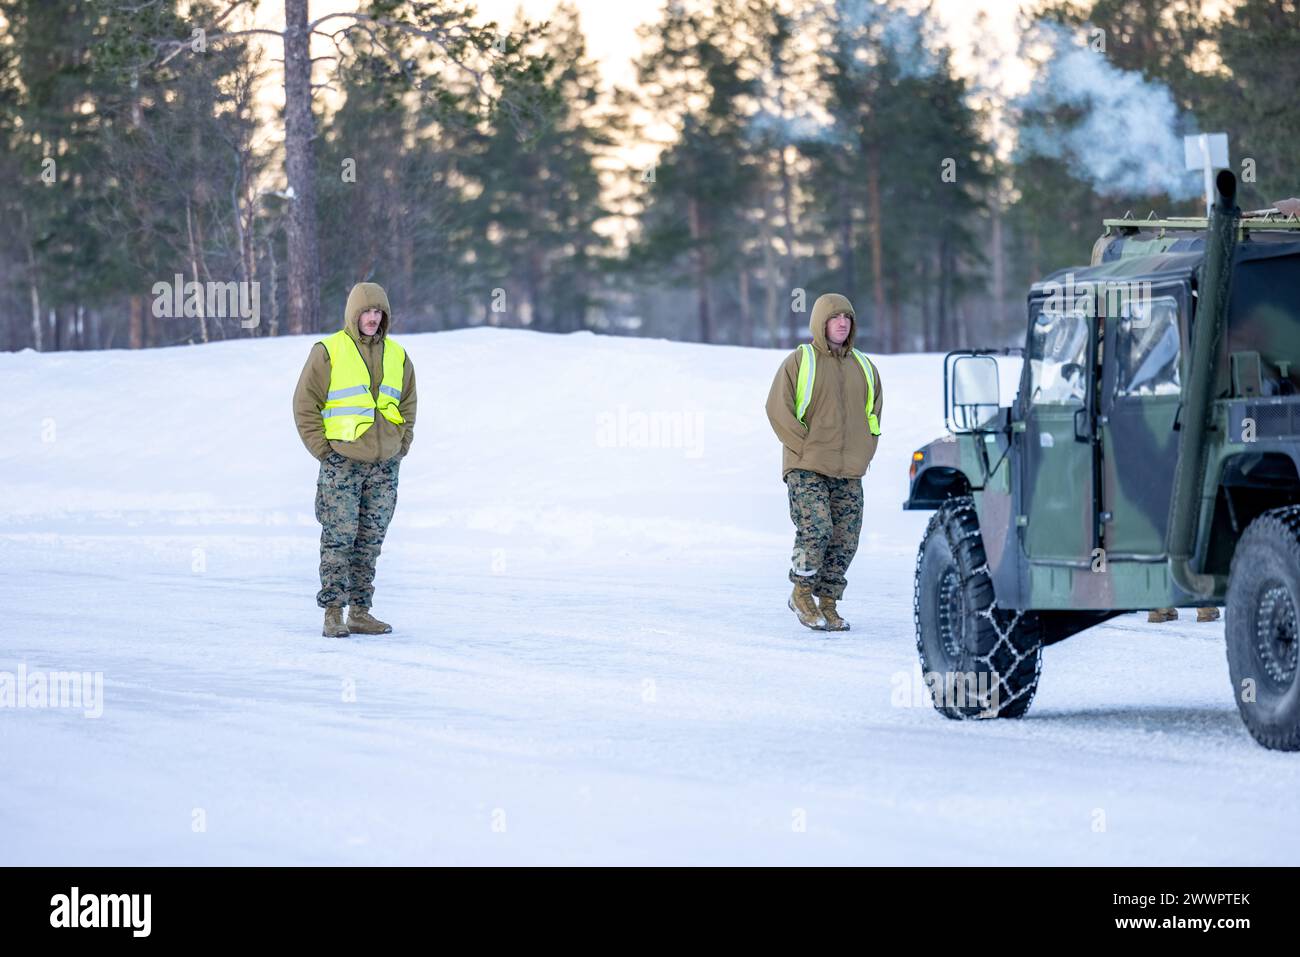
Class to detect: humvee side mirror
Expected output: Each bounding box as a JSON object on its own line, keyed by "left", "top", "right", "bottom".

{"left": 947, "top": 354, "right": 1001, "bottom": 433}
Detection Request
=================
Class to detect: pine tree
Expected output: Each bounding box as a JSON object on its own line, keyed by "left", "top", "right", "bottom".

{"left": 1208, "top": 0, "right": 1300, "bottom": 210}
{"left": 316, "top": 8, "right": 479, "bottom": 332}
{"left": 92, "top": 0, "right": 265, "bottom": 345}
{"left": 1, "top": 0, "right": 114, "bottom": 350}
{"left": 742, "top": 0, "right": 820, "bottom": 348}
{"left": 805, "top": 0, "right": 991, "bottom": 351}
{"left": 457, "top": 3, "right": 614, "bottom": 333}
{"left": 628, "top": 0, "right": 762, "bottom": 345}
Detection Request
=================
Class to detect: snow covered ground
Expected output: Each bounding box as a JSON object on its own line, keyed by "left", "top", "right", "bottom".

{"left": 2, "top": 328, "right": 1297, "bottom": 865}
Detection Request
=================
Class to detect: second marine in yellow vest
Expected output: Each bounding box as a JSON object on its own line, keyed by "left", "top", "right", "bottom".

{"left": 766, "top": 293, "right": 884, "bottom": 480}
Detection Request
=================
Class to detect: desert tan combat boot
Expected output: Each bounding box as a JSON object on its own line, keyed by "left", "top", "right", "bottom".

{"left": 1147, "top": 607, "right": 1179, "bottom": 623}
{"left": 323, "top": 606, "right": 349, "bottom": 637}
{"left": 1197, "top": 607, "right": 1221, "bottom": 622}
{"left": 348, "top": 606, "right": 393, "bottom": 635}
{"left": 788, "top": 580, "right": 825, "bottom": 630}
{"left": 818, "top": 596, "right": 850, "bottom": 631}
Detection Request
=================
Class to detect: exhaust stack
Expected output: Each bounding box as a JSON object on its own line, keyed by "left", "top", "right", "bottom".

{"left": 1166, "top": 169, "right": 1239, "bottom": 599}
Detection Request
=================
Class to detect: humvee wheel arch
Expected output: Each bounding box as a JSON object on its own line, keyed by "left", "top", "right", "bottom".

{"left": 914, "top": 496, "right": 1043, "bottom": 719}
{"left": 1201, "top": 451, "right": 1300, "bottom": 578}
{"left": 905, "top": 466, "right": 972, "bottom": 510}
{"left": 1226, "top": 506, "right": 1300, "bottom": 750}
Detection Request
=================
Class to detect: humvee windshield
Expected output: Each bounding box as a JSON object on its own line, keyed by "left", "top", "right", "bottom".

{"left": 1028, "top": 306, "right": 1088, "bottom": 404}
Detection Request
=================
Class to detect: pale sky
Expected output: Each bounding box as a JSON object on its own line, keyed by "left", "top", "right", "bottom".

{"left": 473, "top": 0, "right": 1032, "bottom": 92}
{"left": 248, "top": 0, "right": 1033, "bottom": 103}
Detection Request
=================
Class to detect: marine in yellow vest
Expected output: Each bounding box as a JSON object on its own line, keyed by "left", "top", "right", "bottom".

{"left": 293, "top": 282, "right": 417, "bottom": 638}
{"left": 765, "top": 293, "right": 884, "bottom": 633}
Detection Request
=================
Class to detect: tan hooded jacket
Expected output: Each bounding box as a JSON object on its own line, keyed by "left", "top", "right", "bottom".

{"left": 293, "top": 282, "right": 417, "bottom": 463}
{"left": 765, "top": 292, "right": 883, "bottom": 480}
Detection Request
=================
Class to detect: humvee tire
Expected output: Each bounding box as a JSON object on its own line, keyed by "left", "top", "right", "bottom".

{"left": 914, "top": 496, "right": 1042, "bottom": 719}
{"left": 1225, "top": 506, "right": 1300, "bottom": 750}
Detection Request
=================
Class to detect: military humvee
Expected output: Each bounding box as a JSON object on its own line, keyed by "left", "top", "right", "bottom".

{"left": 905, "top": 170, "right": 1300, "bottom": 750}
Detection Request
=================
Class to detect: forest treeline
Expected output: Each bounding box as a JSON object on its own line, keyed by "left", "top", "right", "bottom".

{"left": 1, "top": 0, "right": 1297, "bottom": 353}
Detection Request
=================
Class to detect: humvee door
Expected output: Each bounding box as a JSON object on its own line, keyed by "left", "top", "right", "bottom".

{"left": 1018, "top": 301, "right": 1099, "bottom": 565}
{"left": 1098, "top": 287, "right": 1187, "bottom": 558}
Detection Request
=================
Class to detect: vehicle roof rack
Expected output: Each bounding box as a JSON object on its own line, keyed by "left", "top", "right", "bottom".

{"left": 1103, "top": 209, "right": 1300, "bottom": 237}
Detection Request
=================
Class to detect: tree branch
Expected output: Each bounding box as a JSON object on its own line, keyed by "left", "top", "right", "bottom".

{"left": 155, "top": 28, "right": 284, "bottom": 68}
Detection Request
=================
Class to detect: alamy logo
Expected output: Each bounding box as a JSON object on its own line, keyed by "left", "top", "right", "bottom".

{"left": 595, "top": 406, "right": 704, "bottom": 458}
{"left": 890, "top": 663, "right": 1002, "bottom": 716}
{"left": 50, "top": 887, "right": 151, "bottom": 937}
{"left": 151, "top": 274, "right": 260, "bottom": 329}
{"left": 1040, "top": 272, "right": 1154, "bottom": 324}
{"left": 0, "top": 664, "right": 103, "bottom": 718}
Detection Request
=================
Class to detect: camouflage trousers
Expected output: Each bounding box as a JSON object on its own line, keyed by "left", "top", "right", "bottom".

{"left": 315, "top": 452, "right": 401, "bottom": 609}
{"left": 785, "top": 468, "right": 864, "bottom": 600}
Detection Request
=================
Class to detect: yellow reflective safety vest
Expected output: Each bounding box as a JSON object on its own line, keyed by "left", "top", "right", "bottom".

{"left": 319, "top": 329, "right": 406, "bottom": 442}
{"left": 794, "top": 343, "right": 881, "bottom": 436}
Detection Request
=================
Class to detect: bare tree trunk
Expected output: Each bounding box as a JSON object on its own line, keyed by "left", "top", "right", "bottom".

{"left": 991, "top": 199, "right": 1005, "bottom": 331}
{"left": 245, "top": 215, "right": 258, "bottom": 337}
{"left": 763, "top": 257, "right": 779, "bottom": 347}
{"left": 401, "top": 211, "right": 415, "bottom": 320}
{"left": 233, "top": 167, "right": 248, "bottom": 287}
{"left": 739, "top": 268, "right": 752, "bottom": 347}
{"left": 266, "top": 236, "right": 280, "bottom": 337}
{"left": 145, "top": 294, "right": 158, "bottom": 347}
{"left": 938, "top": 233, "right": 952, "bottom": 349}
{"left": 837, "top": 176, "right": 857, "bottom": 289}
{"left": 186, "top": 199, "right": 210, "bottom": 344}
{"left": 920, "top": 251, "right": 934, "bottom": 352}
{"left": 778, "top": 146, "right": 797, "bottom": 349}
{"left": 28, "top": 285, "right": 41, "bottom": 352}
{"left": 761, "top": 178, "right": 780, "bottom": 348}
{"left": 528, "top": 246, "right": 545, "bottom": 331}
{"left": 949, "top": 239, "right": 959, "bottom": 349}
{"left": 21, "top": 208, "right": 41, "bottom": 352}
{"left": 283, "top": 0, "right": 320, "bottom": 335}
{"left": 866, "top": 145, "right": 885, "bottom": 352}
{"left": 886, "top": 279, "right": 901, "bottom": 353}
{"left": 839, "top": 202, "right": 855, "bottom": 328}
{"left": 688, "top": 196, "right": 712, "bottom": 343}
{"left": 130, "top": 294, "right": 144, "bottom": 349}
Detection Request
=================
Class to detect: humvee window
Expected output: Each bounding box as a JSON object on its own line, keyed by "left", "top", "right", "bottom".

{"left": 1116, "top": 296, "right": 1180, "bottom": 397}
{"left": 1028, "top": 307, "right": 1088, "bottom": 404}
